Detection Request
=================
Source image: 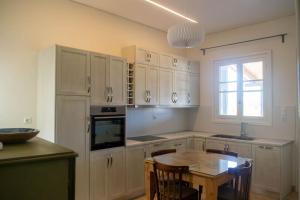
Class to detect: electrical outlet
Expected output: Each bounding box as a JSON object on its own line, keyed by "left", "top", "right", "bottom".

{"left": 23, "top": 117, "right": 32, "bottom": 124}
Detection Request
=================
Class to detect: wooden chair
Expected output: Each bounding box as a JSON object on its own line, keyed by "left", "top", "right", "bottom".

{"left": 151, "top": 149, "right": 177, "bottom": 157}
{"left": 150, "top": 149, "right": 177, "bottom": 200}
{"left": 153, "top": 160, "right": 198, "bottom": 200}
{"left": 218, "top": 161, "right": 253, "bottom": 200}
{"left": 206, "top": 149, "right": 238, "bottom": 157}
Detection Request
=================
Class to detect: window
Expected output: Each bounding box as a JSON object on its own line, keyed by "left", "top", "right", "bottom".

{"left": 214, "top": 52, "right": 272, "bottom": 125}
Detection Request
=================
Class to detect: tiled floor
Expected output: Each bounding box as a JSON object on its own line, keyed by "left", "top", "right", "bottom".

{"left": 133, "top": 192, "right": 298, "bottom": 200}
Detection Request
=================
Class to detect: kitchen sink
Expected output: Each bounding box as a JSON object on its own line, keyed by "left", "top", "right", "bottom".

{"left": 211, "top": 134, "right": 255, "bottom": 141}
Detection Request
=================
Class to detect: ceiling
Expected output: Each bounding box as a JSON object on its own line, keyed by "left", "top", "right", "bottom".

{"left": 73, "top": 0, "right": 295, "bottom": 33}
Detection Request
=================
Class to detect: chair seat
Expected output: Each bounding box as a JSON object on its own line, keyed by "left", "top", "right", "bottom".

{"left": 159, "top": 184, "right": 198, "bottom": 200}
{"left": 217, "top": 185, "right": 235, "bottom": 200}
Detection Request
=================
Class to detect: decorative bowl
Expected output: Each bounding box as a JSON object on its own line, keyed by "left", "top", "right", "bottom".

{"left": 0, "top": 128, "right": 39, "bottom": 144}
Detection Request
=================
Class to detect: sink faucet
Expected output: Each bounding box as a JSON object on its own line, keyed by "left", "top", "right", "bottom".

{"left": 240, "top": 122, "right": 247, "bottom": 137}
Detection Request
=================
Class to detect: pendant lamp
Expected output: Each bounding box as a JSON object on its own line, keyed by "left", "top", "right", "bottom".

{"left": 167, "top": 23, "right": 205, "bottom": 48}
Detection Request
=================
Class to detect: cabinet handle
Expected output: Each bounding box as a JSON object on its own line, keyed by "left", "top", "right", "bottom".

{"left": 110, "top": 155, "right": 113, "bottom": 167}
{"left": 105, "top": 87, "right": 110, "bottom": 102}
{"left": 187, "top": 93, "right": 191, "bottom": 104}
{"left": 174, "top": 92, "right": 178, "bottom": 103}
{"left": 107, "top": 157, "right": 109, "bottom": 168}
{"left": 87, "top": 76, "right": 91, "bottom": 94}
{"left": 148, "top": 91, "right": 152, "bottom": 103}
{"left": 144, "top": 90, "right": 148, "bottom": 103}
{"left": 110, "top": 87, "right": 113, "bottom": 103}
{"left": 171, "top": 92, "right": 174, "bottom": 103}
{"left": 87, "top": 117, "right": 90, "bottom": 134}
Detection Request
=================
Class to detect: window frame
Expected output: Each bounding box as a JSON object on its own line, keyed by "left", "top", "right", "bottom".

{"left": 213, "top": 51, "right": 272, "bottom": 125}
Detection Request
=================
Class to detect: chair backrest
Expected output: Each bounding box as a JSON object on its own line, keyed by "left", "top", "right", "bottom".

{"left": 206, "top": 148, "right": 238, "bottom": 157}
{"left": 153, "top": 160, "right": 189, "bottom": 200}
{"left": 151, "top": 149, "right": 176, "bottom": 157}
{"left": 228, "top": 161, "right": 252, "bottom": 200}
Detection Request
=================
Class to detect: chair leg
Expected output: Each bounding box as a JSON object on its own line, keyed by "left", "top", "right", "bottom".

{"left": 199, "top": 185, "right": 203, "bottom": 200}
{"left": 150, "top": 172, "right": 156, "bottom": 200}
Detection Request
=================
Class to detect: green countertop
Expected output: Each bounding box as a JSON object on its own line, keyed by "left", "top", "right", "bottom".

{"left": 0, "top": 137, "right": 77, "bottom": 165}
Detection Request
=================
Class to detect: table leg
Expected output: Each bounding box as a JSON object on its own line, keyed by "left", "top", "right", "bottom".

{"left": 144, "top": 163, "right": 151, "bottom": 200}
{"left": 204, "top": 179, "right": 218, "bottom": 200}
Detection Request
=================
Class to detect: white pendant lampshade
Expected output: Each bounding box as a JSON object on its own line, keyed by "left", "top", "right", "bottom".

{"left": 167, "top": 23, "right": 205, "bottom": 48}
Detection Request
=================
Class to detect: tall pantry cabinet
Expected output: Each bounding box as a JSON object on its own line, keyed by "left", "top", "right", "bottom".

{"left": 37, "top": 45, "right": 90, "bottom": 200}
{"left": 36, "top": 45, "right": 126, "bottom": 200}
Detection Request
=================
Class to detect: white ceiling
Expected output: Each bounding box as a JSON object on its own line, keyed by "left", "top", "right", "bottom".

{"left": 73, "top": 0, "right": 295, "bottom": 33}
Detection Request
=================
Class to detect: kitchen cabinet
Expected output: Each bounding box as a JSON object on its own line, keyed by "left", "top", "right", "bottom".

{"left": 205, "top": 139, "right": 252, "bottom": 158}
{"left": 56, "top": 95, "right": 90, "bottom": 200}
{"left": 126, "top": 145, "right": 148, "bottom": 198}
{"left": 123, "top": 45, "right": 200, "bottom": 107}
{"left": 91, "top": 53, "right": 126, "bottom": 105}
{"left": 56, "top": 46, "right": 91, "bottom": 96}
{"left": 168, "top": 139, "right": 187, "bottom": 152}
{"left": 149, "top": 141, "right": 172, "bottom": 153}
{"left": 159, "top": 68, "right": 175, "bottom": 105}
{"left": 252, "top": 144, "right": 292, "bottom": 199}
{"left": 90, "top": 148, "right": 126, "bottom": 200}
{"left": 135, "top": 64, "right": 159, "bottom": 105}
{"left": 193, "top": 137, "right": 205, "bottom": 151}
{"left": 174, "top": 71, "right": 189, "bottom": 105}
{"left": 189, "top": 73, "right": 200, "bottom": 106}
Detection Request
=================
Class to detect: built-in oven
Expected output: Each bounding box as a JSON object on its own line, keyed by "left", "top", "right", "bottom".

{"left": 90, "top": 106, "right": 126, "bottom": 151}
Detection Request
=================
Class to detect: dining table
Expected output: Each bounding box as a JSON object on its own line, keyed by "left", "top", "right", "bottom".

{"left": 144, "top": 151, "right": 251, "bottom": 200}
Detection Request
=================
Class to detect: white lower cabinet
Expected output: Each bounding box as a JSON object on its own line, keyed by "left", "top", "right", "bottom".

{"left": 126, "top": 145, "right": 148, "bottom": 198}
{"left": 252, "top": 144, "right": 292, "bottom": 199}
{"left": 193, "top": 137, "right": 205, "bottom": 152}
{"left": 205, "top": 139, "right": 252, "bottom": 158}
{"left": 149, "top": 141, "right": 172, "bottom": 153}
{"left": 90, "top": 147, "right": 126, "bottom": 200}
{"left": 167, "top": 139, "right": 187, "bottom": 152}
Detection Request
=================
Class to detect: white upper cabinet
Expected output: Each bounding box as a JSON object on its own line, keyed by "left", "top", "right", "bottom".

{"left": 91, "top": 53, "right": 109, "bottom": 105}
{"left": 56, "top": 46, "right": 91, "bottom": 96}
{"left": 109, "top": 56, "right": 127, "bottom": 105}
{"left": 174, "top": 71, "right": 189, "bottom": 105}
{"left": 189, "top": 73, "right": 200, "bottom": 106}
{"left": 159, "top": 68, "right": 174, "bottom": 105}
{"left": 122, "top": 45, "right": 200, "bottom": 107}
{"left": 91, "top": 53, "right": 126, "bottom": 106}
{"left": 159, "top": 54, "right": 173, "bottom": 68}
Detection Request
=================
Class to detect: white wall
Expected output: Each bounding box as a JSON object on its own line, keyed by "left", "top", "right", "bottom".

{"left": 126, "top": 108, "right": 190, "bottom": 137}
{"left": 0, "top": 0, "right": 186, "bottom": 128}
{"left": 187, "top": 16, "right": 297, "bottom": 140}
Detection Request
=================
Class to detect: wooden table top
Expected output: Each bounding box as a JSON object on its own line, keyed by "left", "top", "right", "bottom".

{"left": 145, "top": 151, "right": 251, "bottom": 178}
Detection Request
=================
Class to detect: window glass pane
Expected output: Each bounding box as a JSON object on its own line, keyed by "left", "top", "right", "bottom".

{"left": 219, "top": 92, "right": 237, "bottom": 116}
{"left": 219, "top": 64, "right": 237, "bottom": 82}
{"left": 219, "top": 82, "right": 237, "bottom": 92}
{"left": 243, "top": 80, "right": 263, "bottom": 91}
{"left": 243, "top": 91, "right": 263, "bottom": 117}
{"left": 243, "top": 61, "right": 263, "bottom": 81}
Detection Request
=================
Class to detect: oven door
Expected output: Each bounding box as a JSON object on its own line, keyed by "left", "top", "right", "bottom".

{"left": 91, "top": 116, "right": 125, "bottom": 151}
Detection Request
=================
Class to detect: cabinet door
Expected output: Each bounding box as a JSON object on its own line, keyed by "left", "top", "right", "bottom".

{"left": 150, "top": 141, "right": 171, "bottom": 153}
{"left": 174, "top": 71, "right": 188, "bottom": 105}
{"left": 136, "top": 48, "right": 149, "bottom": 65}
{"left": 205, "top": 139, "right": 226, "bottom": 151}
{"left": 109, "top": 56, "right": 126, "bottom": 105}
{"left": 159, "top": 68, "right": 174, "bottom": 105}
{"left": 252, "top": 145, "right": 280, "bottom": 192}
{"left": 56, "top": 96, "right": 89, "bottom": 200}
{"left": 108, "top": 148, "right": 126, "bottom": 200}
{"left": 148, "top": 51, "right": 159, "bottom": 66}
{"left": 56, "top": 46, "right": 90, "bottom": 96}
{"left": 194, "top": 138, "right": 205, "bottom": 152}
{"left": 90, "top": 150, "right": 109, "bottom": 200}
{"left": 135, "top": 65, "right": 148, "bottom": 105}
{"left": 189, "top": 73, "right": 200, "bottom": 106}
{"left": 147, "top": 66, "right": 159, "bottom": 105}
{"left": 228, "top": 142, "right": 252, "bottom": 158}
{"left": 91, "top": 53, "right": 109, "bottom": 105}
{"left": 169, "top": 139, "right": 187, "bottom": 152}
{"left": 160, "top": 54, "right": 173, "bottom": 68}
{"left": 126, "top": 146, "right": 147, "bottom": 197}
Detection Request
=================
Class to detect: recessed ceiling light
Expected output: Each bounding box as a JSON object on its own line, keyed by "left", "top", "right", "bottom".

{"left": 144, "top": 0, "right": 198, "bottom": 23}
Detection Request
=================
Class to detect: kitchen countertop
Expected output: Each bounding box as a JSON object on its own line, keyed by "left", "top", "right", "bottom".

{"left": 126, "top": 131, "right": 293, "bottom": 147}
